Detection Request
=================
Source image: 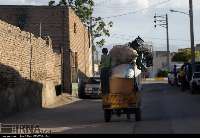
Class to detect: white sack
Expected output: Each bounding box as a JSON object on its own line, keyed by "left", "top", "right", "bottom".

{"left": 111, "top": 64, "right": 141, "bottom": 79}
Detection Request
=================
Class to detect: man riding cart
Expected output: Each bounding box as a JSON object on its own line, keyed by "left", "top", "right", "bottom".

{"left": 100, "top": 46, "right": 142, "bottom": 122}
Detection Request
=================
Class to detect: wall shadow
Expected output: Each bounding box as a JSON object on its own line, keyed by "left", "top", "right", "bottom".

{"left": 0, "top": 63, "right": 43, "bottom": 118}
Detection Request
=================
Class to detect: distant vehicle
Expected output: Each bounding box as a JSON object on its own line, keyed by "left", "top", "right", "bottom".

{"left": 78, "top": 76, "right": 101, "bottom": 99}
{"left": 195, "top": 62, "right": 200, "bottom": 72}
{"left": 190, "top": 72, "right": 200, "bottom": 94}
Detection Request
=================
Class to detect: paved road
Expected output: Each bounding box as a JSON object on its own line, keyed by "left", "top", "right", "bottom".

{"left": 1, "top": 80, "right": 200, "bottom": 134}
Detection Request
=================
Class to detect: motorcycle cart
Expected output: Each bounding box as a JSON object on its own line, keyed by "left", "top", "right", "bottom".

{"left": 102, "top": 78, "right": 142, "bottom": 122}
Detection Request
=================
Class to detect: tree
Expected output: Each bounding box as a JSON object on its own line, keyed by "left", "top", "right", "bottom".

{"left": 48, "top": 0, "right": 113, "bottom": 49}
{"left": 172, "top": 49, "right": 200, "bottom": 62}
{"left": 92, "top": 17, "right": 113, "bottom": 48}
{"left": 58, "top": 0, "right": 68, "bottom": 6}
{"left": 172, "top": 52, "right": 190, "bottom": 62}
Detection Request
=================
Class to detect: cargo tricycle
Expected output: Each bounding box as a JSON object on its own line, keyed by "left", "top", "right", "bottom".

{"left": 101, "top": 78, "right": 142, "bottom": 122}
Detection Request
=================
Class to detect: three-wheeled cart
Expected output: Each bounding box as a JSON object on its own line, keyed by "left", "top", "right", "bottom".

{"left": 102, "top": 78, "right": 142, "bottom": 122}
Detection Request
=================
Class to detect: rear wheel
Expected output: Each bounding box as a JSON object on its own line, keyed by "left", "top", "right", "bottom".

{"left": 191, "top": 83, "right": 197, "bottom": 94}
{"left": 135, "top": 108, "right": 141, "bottom": 121}
{"left": 78, "top": 82, "right": 85, "bottom": 99}
{"left": 127, "top": 114, "right": 131, "bottom": 120}
{"left": 104, "top": 109, "right": 112, "bottom": 122}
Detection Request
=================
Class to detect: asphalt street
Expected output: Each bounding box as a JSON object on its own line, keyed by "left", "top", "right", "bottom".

{"left": 1, "top": 80, "right": 200, "bottom": 134}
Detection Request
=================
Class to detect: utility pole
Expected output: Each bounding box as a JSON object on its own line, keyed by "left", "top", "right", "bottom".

{"left": 189, "top": 0, "right": 195, "bottom": 73}
{"left": 154, "top": 13, "right": 170, "bottom": 71}
{"left": 39, "top": 22, "right": 42, "bottom": 37}
{"left": 166, "top": 14, "right": 170, "bottom": 71}
{"left": 90, "top": 17, "right": 95, "bottom": 76}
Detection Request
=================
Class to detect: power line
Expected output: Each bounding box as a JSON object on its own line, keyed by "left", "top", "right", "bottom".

{"left": 107, "top": 35, "right": 192, "bottom": 48}
{"left": 95, "top": 0, "right": 138, "bottom": 8}
{"left": 101, "top": 0, "right": 171, "bottom": 19}
{"left": 94, "top": 0, "right": 112, "bottom": 6}
{"left": 111, "top": 33, "right": 200, "bottom": 42}
{"left": 94, "top": 0, "right": 140, "bottom": 7}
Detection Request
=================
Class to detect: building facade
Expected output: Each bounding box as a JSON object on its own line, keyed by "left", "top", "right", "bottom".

{"left": 151, "top": 51, "right": 174, "bottom": 77}
{"left": 0, "top": 6, "right": 93, "bottom": 94}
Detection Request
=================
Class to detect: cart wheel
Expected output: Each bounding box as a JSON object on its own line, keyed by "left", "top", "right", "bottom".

{"left": 116, "top": 110, "right": 121, "bottom": 117}
{"left": 127, "top": 114, "right": 131, "bottom": 120}
{"left": 135, "top": 108, "right": 141, "bottom": 121}
{"left": 104, "top": 109, "right": 111, "bottom": 122}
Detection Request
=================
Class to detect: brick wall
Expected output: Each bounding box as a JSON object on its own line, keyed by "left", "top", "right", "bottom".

{"left": 0, "top": 20, "right": 61, "bottom": 117}
{"left": 0, "top": 6, "right": 67, "bottom": 53}
{"left": 68, "top": 8, "right": 93, "bottom": 78}
{"left": 0, "top": 6, "right": 93, "bottom": 93}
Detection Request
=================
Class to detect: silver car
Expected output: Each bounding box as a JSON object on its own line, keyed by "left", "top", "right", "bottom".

{"left": 84, "top": 76, "right": 101, "bottom": 98}
{"left": 190, "top": 72, "right": 200, "bottom": 94}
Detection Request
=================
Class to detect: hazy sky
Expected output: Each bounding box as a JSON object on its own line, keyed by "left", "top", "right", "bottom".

{"left": 0, "top": 0, "right": 200, "bottom": 52}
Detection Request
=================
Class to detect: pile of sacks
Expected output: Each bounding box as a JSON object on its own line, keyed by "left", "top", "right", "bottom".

{"left": 109, "top": 45, "right": 138, "bottom": 66}
{"left": 109, "top": 45, "right": 141, "bottom": 79}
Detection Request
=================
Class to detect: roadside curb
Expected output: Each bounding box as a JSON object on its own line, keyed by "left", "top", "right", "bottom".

{"left": 144, "top": 78, "right": 168, "bottom": 81}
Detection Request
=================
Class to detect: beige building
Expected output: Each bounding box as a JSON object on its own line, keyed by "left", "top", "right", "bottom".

{"left": 151, "top": 51, "right": 174, "bottom": 77}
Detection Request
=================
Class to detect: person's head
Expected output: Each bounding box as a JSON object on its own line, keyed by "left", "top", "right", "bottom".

{"left": 102, "top": 48, "right": 108, "bottom": 55}
{"left": 174, "top": 65, "right": 177, "bottom": 68}
{"left": 181, "top": 65, "right": 184, "bottom": 70}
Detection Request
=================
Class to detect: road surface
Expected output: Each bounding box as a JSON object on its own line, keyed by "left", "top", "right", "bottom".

{"left": 1, "top": 80, "right": 200, "bottom": 134}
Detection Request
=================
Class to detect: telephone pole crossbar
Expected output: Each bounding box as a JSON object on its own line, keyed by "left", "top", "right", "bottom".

{"left": 154, "top": 13, "right": 170, "bottom": 71}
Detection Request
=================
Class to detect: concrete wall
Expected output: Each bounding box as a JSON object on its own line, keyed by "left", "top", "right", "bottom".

{"left": 0, "top": 20, "right": 61, "bottom": 117}
{"left": 151, "top": 51, "right": 173, "bottom": 77}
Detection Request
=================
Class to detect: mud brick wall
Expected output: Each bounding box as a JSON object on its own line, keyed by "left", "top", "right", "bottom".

{"left": 0, "top": 6, "right": 93, "bottom": 93}
{"left": 68, "top": 8, "right": 93, "bottom": 79}
{"left": 0, "top": 20, "right": 61, "bottom": 117}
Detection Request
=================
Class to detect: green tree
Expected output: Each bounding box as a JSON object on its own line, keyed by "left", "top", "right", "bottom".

{"left": 172, "top": 49, "right": 200, "bottom": 62}
{"left": 58, "top": 0, "right": 68, "bottom": 6}
{"left": 48, "top": 0, "right": 113, "bottom": 49}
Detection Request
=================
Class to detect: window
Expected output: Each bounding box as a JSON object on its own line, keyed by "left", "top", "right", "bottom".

{"left": 74, "top": 23, "right": 77, "bottom": 34}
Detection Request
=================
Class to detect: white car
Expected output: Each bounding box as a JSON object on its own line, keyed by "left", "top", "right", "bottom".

{"left": 190, "top": 72, "right": 200, "bottom": 94}
{"left": 83, "top": 76, "right": 101, "bottom": 98}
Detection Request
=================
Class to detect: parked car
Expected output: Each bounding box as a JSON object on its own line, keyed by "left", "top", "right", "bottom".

{"left": 78, "top": 76, "right": 101, "bottom": 99}
{"left": 190, "top": 72, "right": 200, "bottom": 94}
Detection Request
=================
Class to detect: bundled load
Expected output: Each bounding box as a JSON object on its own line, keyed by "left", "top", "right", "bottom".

{"left": 109, "top": 45, "right": 138, "bottom": 67}
{"left": 109, "top": 45, "right": 141, "bottom": 79}
{"left": 111, "top": 64, "right": 141, "bottom": 79}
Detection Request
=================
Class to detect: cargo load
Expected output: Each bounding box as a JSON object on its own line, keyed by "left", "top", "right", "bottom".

{"left": 109, "top": 45, "right": 138, "bottom": 67}
{"left": 109, "top": 45, "right": 140, "bottom": 79}
{"left": 111, "top": 64, "right": 141, "bottom": 79}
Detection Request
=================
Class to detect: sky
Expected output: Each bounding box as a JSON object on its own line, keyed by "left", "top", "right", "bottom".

{"left": 0, "top": 0, "right": 200, "bottom": 52}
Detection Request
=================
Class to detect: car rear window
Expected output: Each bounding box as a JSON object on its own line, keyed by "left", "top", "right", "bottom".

{"left": 194, "top": 73, "right": 200, "bottom": 78}
{"left": 87, "top": 77, "right": 100, "bottom": 84}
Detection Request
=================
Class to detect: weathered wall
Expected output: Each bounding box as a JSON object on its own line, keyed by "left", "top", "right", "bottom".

{"left": 0, "top": 6, "right": 66, "bottom": 53}
{"left": 0, "top": 20, "right": 61, "bottom": 117}
{"left": 0, "top": 6, "right": 92, "bottom": 94}
{"left": 68, "top": 8, "right": 93, "bottom": 79}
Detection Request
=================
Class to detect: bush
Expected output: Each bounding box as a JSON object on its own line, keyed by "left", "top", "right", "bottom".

{"left": 157, "top": 69, "right": 169, "bottom": 77}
